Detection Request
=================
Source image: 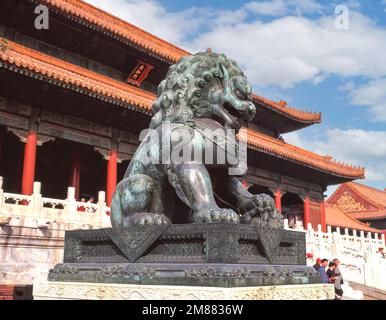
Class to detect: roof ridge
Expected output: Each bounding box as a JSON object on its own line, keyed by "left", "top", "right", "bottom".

{"left": 40, "top": 0, "right": 189, "bottom": 62}
{"left": 350, "top": 181, "right": 386, "bottom": 194}
{"left": 251, "top": 94, "right": 321, "bottom": 123}
{"left": 326, "top": 204, "right": 383, "bottom": 233}
{"left": 0, "top": 37, "right": 155, "bottom": 110}
{"left": 239, "top": 128, "right": 365, "bottom": 178}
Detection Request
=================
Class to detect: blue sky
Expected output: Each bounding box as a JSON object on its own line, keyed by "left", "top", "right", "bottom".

{"left": 85, "top": 0, "right": 386, "bottom": 195}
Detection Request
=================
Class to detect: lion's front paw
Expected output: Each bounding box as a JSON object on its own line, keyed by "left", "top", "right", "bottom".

{"left": 127, "top": 213, "right": 171, "bottom": 226}
{"left": 193, "top": 208, "right": 239, "bottom": 224}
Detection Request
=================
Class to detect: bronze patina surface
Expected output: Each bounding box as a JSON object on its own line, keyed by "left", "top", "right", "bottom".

{"left": 49, "top": 52, "right": 319, "bottom": 287}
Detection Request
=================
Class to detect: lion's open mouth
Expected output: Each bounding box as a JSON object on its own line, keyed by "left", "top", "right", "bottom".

{"left": 223, "top": 102, "right": 243, "bottom": 119}
{"left": 220, "top": 102, "right": 244, "bottom": 130}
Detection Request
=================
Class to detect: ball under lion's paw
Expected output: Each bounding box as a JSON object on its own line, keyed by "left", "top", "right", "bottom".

{"left": 193, "top": 208, "right": 239, "bottom": 224}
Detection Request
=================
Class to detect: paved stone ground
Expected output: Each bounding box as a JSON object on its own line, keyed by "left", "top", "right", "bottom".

{"left": 350, "top": 282, "right": 386, "bottom": 300}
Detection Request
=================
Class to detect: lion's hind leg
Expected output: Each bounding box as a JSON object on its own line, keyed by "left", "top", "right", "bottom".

{"left": 110, "top": 173, "right": 171, "bottom": 227}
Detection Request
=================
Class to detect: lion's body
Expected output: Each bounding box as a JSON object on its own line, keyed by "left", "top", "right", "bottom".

{"left": 110, "top": 51, "right": 283, "bottom": 227}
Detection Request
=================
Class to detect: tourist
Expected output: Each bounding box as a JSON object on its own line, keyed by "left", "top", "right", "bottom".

{"left": 78, "top": 197, "right": 86, "bottom": 212}
{"left": 326, "top": 261, "right": 336, "bottom": 283}
{"left": 317, "top": 259, "right": 329, "bottom": 283}
{"left": 86, "top": 196, "right": 96, "bottom": 212}
{"left": 313, "top": 257, "right": 321, "bottom": 271}
{"left": 332, "top": 258, "right": 344, "bottom": 300}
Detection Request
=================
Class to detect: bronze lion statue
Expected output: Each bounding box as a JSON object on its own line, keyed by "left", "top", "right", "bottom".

{"left": 111, "top": 51, "right": 283, "bottom": 228}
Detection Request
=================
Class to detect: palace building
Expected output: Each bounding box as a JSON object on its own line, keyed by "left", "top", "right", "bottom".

{"left": 0, "top": 0, "right": 366, "bottom": 235}
{"left": 327, "top": 182, "right": 386, "bottom": 231}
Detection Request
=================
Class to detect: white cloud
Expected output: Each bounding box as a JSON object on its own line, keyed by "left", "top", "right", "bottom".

{"left": 189, "top": 12, "right": 386, "bottom": 88}
{"left": 245, "top": 0, "right": 289, "bottom": 16}
{"left": 349, "top": 78, "right": 386, "bottom": 122}
{"left": 285, "top": 129, "right": 386, "bottom": 184}
{"left": 245, "top": 0, "right": 324, "bottom": 16}
{"left": 82, "top": 0, "right": 214, "bottom": 43}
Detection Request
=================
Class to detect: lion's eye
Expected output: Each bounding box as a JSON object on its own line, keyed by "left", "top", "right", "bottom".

{"left": 235, "top": 89, "right": 244, "bottom": 100}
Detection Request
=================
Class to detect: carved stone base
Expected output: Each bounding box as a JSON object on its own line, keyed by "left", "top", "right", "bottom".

{"left": 59, "top": 223, "right": 307, "bottom": 265}
{"left": 33, "top": 281, "right": 335, "bottom": 300}
{"left": 48, "top": 263, "right": 320, "bottom": 287}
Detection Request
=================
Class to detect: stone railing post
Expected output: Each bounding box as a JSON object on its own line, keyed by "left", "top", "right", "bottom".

{"left": 97, "top": 191, "right": 109, "bottom": 227}
{"left": 283, "top": 218, "right": 289, "bottom": 230}
{"left": 0, "top": 176, "right": 3, "bottom": 214}
{"left": 332, "top": 231, "right": 338, "bottom": 257}
{"left": 363, "top": 237, "right": 374, "bottom": 288}
{"left": 307, "top": 223, "right": 316, "bottom": 257}
{"left": 317, "top": 224, "right": 324, "bottom": 257}
{"left": 29, "top": 181, "right": 43, "bottom": 218}
{"left": 335, "top": 227, "right": 342, "bottom": 259}
{"left": 360, "top": 230, "right": 365, "bottom": 250}
{"left": 66, "top": 187, "right": 77, "bottom": 223}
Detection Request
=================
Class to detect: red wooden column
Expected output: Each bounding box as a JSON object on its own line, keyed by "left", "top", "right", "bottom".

{"left": 106, "top": 149, "right": 118, "bottom": 206}
{"left": 69, "top": 149, "right": 81, "bottom": 200}
{"left": 0, "top": 128, "right": 4, "bottom": 163}
{"left": 21, "top": 130, "right": 37, "bottom": 195}
{"left": 320, "top": 201, "right": 327, "bottom": 232}
{"left": 303, "top": 195, "right": 311, "bottom": 230}
{"left": 274, "top": 189, "right": 282, "bottom": 213}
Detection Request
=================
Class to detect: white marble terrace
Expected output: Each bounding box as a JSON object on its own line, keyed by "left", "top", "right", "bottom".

{"left": 0, "top": 176, "right": 385, "bottom": 295}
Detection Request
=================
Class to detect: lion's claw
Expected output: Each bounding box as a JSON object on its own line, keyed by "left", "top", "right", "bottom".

{"left": 193, "top": 208, "right": 239, "bottom": 224}
{"left": 129, "top": 213, "right": 171, "bottom": 226}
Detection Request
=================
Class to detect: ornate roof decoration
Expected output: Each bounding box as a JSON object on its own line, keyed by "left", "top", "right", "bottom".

{"left": 346, "top": 182, "right": 386, "bottom": 208}
{"left": 335, "top": 191, "right": 369, "bottom": 212}
{"left": 252, "top": 94, "right": 321, "bottom": 123}
{"left": 327, "top": 182, "right": 386, "bottom": 221}
{"left": 0, "top": 38, "right": 155, "bottom": 113}
{"left": 32, "top": 0, "right": 189, "bottom": 63}
{"left": 238, "top": 128, "right": 365, "bottom": 179}
{"left": 34, "top": 0, "right": 322, "bottom": 124}
{"left": 349, "top": 210, "right": 386, "bottom": 221}
{"left": 325, "top": 204, "right": 383, "bottom": 233}
{"left": 0, "top": 39, "right": 365, "bottom": 180}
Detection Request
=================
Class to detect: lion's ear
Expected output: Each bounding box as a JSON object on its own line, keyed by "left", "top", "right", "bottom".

{"left": 219, "top": 62, "right": 230, "bottom": 81}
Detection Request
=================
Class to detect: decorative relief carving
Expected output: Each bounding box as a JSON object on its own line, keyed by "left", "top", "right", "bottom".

{"left": 184, "top": 267, "right": 251, "bottom": 278}
{"left": 7, "top": 128, "right": 28, "bottom": 143}
{"left": 33, "top": 281, "right": 335, "bottom": 300}
{"left": 49, "top": 265, "right": 79, "bottom": 274}
{"left": 336, "top": 191, "right": 367, "bottom": 212}
{"left": 6, "top": 128, "right": 55, "bottom": 145}
{"left": 37, "top": 135, "right": 55, "bottom": 146}
{"left": 100, "top": 265, "right": 155, "bottom": 276}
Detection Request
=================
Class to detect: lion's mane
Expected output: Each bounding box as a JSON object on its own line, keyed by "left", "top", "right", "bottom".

{"left": 150, "top": 51, "right": 248, "bottom": 129}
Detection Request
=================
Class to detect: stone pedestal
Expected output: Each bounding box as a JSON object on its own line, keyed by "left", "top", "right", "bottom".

{"left": 33, "top": 280, "right": 335, "bottom": 300}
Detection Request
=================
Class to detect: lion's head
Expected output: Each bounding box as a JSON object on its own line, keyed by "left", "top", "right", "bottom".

{"left": 150, "top": 51, "right": 256, "bottom": 131}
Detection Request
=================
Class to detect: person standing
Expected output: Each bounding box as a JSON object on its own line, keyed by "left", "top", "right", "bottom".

{"left": 326, "top": 261, "right": 336, "bottom": 283}
{"left": 317, "top": 259, "right": 329, "bottom": 283}
{"left": 313, "top": 258, "right": 322, "bottom": 271}
{"left": 332, "top": 258, "right": 344, "bottom": 300}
